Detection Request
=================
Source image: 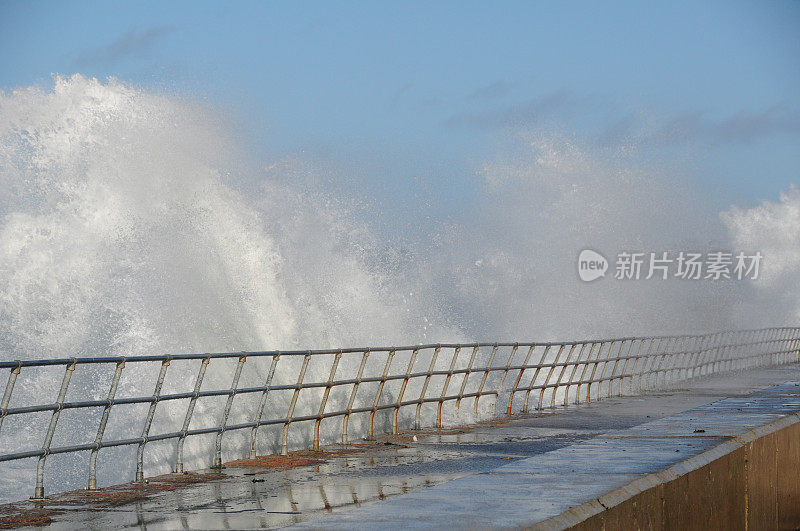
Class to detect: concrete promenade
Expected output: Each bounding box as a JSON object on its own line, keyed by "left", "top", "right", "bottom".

{"left": 3, "top": 364, "right": 800, "bottom": 529}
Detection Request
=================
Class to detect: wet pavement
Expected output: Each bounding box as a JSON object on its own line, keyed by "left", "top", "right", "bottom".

{"left": 3, "top": 364, "right": 800, "bottom": 529}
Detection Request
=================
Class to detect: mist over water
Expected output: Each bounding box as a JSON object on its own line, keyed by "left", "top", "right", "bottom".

{"left": 0, "top": 75, "right": 797, "bottom": 501}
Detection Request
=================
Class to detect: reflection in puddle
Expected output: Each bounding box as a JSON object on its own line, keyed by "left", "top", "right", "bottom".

{"left": 119, "top": 449, "right": 462, "bottom": 529}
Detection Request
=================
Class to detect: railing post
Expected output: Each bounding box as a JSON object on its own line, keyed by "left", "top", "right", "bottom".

{"left": 650, "top": 337, "right": 671, "bottom": 388}
{"left": 551, "top": 344, "right": 577, "bottom": 407}
{"left": 684, "top": 335, "right": 698, "bottom": 380}
{"left": 668, "top": 336, "right": 687, "bottom": 386}
{"left": 438, "top": 347, "right": 462, "bottom": 427}
{"left": 88, "top": 360, "right": 125, "bottom": 490}
{"left": 523, "top": 345, "right": 551, "bottom": 411}
{"left": 281, "top": 352, "right": 311, "bottom": 456}
{"left": 754, "top": 330, "right": 771, "bottom": 363}
{"left": 474, "top": 345, "right": 498, "bottom": 416}
{"left": 493, "top": 345, "right": 518, "bottom": 416}
{"left": 416, "top": 346, "right": 441, "bottom": 429}
{"left": 394, "top": 349, "right": 419, "bottom": 434}
{"left": 719, "top": 332, "right": 732, "bottom": 372}
{"left": 770, "top": 328, "right": 780, "bottom": 366}
{"left": 563, "top": 343, "right": 587, "bottom": 406}
{"left": 134, "top": 358, "right": 170, "bottom": 484}
{"left": 704, "top": 332, "right": 717, "bottom": 374}
{"left": 773, "top": 328, "right": 779, "bottom": 364}
{"left": 754, "top": 329, "right": 765, "bottom": 367}
{"left": 455, "top": 346, "right": 479, "bottom": 411}
{"left": 342, "top": 350, "right": 369, "bottom": 444}
{"left": 175, "top": 356, "right": 210, "bottom": 472}
{"left": 691, "top": 334, "right": 710, "bottom": 378}
{"left": 250, "top": 353, "right": 280, "bottom": 458}
{"left": 710, "top": 332, "right": 725, "bottom": 374}
{"left": 0, "top": 362, "right": 21, "bottom": 434}
{"left": 794, "top": 328, "right": 800, "bottom": 362}
{"left": 507, "top": 346, "right": 535, "bottom": 414}
{"left": 617, "top": 339, "right": 636, "bottom": 396}
{"left": 539, "top": 344, "right": 566, "bottom": 409}
{"left": 781, "top": 328, "right": 788, "bottom": 363}
{"left": 736, "top": 331, "right": 747, "bottom": 369}
{"left": 32, "top": 359, "right": 76, "bottom": 500}
{"left": 575, "top": 342, "right": 597, "bottom": 403}
{"left": 690, "top": 334, "right": 704, "bottom": 376}
{"left": 678, "top": 335, "right": 688, "bottom": 380}
{"left": 609, "top": 340, "right": 630, "bottom": 397}
{"left": 314, "top": 351, "right": 342, "bottom": 450}
{"left": 634, "top": 338, "right": 655, "bottom": 392}
{"left": 794, "top": 327, "right": 800, "bottom": 362}
{"left": 602, "top": 340, "right": 625, "bottom": 398}
{"left": 588, "top": 341, "right": 611, "bottom": 402}
{"left": 642, "top": 337, "right": 662, "bottom": 390}
{"left": 626, "top": 339, "right": 646, "bottom": 394}
{"left": 213, "top": 353, "right": 247, "bottom": 468}
{"left": 673, "top": 336, "right": 688, "bottom": 382}
{"left": 369, "top": 349, "right": 395, "bottom": 439}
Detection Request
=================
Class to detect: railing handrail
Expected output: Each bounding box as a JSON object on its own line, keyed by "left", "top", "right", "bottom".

{"left": 2, "top": 326, "right": 797, "bottom": 369}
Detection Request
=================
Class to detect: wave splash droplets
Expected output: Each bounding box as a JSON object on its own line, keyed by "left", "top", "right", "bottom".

{"left": 0, "top": 75, "right": 459, "bottom": 498}
{"left": 0, "top": 75, "right": 444, "bottom": 361}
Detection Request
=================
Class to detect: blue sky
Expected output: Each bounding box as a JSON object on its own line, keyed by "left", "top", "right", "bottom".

{"left": 1, "top": 0, "right": 799, "bottom": 222}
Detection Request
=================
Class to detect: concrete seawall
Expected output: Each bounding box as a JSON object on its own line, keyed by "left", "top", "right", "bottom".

{"left": 543, "top": 411, "right": 800, "bottom": 530}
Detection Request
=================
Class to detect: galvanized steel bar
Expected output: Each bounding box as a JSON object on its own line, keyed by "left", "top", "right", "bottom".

{"left": 489, "top": 344, "right": 518, "bottom": 416}
{"left": 176, "top": 356, "right": 210, "bottom": 473}
{"left": 416, "top": 346, "right": 441, "bottom": 428}
{"left": 281, "top": 352, "right": 312, "bottom": 455}
{"left": 314, "top": 351, "right": 342, "bottom": 450}
{"left": 617, "top": 339, "right": 636, "bottom": 395}
{"left": 134, "top": 358, "right": 170, "bottom": 484}
{"left": 575, "top": 342, "right": 597, "bottom": 403}
{"left": 523, "top": 344, "right": 552, "bottom": 412}
{"left": 586, "top": 341, "right": 609, "bottom": 403}
{"left": 88, "top": 360, "right": 125, "bottom": 490}
{"left": 393, "top": 348, "right": 419, "bottom": 434}
{"left": 213, "top": 353, "right": 247, "bottom": 468}
{"left": 368, "top": 349, "right": 395, "bottom": 439}
{"left": 437, "top": 347, "right": 461, "bottom": 427}
{"left": 455, "top": 346, "right": 479, "bottom": 411}
{"left": 342, "top": 350, "right": 369, "bottom": 444}
{"left": 0, "top": 362, "right": 21, "bottom": 434}
{"left": 249, "top": 353, "right": 280, "bottom": 458}
{"left": 551, "top": 344, "right": 577, "bottom": 407}
{"left": 538, "top": 344, "right": 566, "bottom": 410}
{"left": 563, "top": 343, "right": 588, "bottom": 406}
{"left": 507, "top": 345, "right": 535, "bottom": 414}
{"left": 474, "top": 345, "right": 498, "bottom": 415}
{"left": 32, "top": 360, "right": 76, "bottom": 500}
{"left": 595, "top": 340, "right": 615, "bottom": 398}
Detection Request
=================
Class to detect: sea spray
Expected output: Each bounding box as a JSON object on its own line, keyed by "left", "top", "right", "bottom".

{"left": 0, "top": 75, "right": 796, "bottom": 501}
{"left": 0, "top": 75, "right": 460, "bottom": 499}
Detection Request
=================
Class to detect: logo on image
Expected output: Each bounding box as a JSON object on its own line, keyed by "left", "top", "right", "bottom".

{"left": 578, "top": 249, "right": 608, "bottom": 282}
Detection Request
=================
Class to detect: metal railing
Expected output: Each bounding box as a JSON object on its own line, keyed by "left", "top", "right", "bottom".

{"left": 1, "top": 327, "right": 798, "bottom": 500}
